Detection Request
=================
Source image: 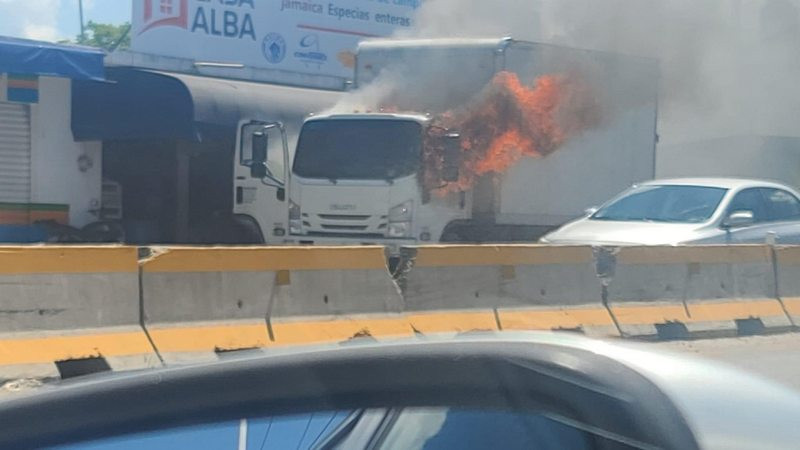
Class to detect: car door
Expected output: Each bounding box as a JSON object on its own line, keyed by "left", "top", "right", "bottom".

{"left": 725, "top": 187, "right": 800, "bottom": 244}
{"left": 723, "top": 188, "right": 772, "bottom": 244}
{"left": 756, "top": 188, "right": 800, "bottom": 244}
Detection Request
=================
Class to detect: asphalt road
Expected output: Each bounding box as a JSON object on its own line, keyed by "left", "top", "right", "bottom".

{"left": 648, "top": 332, "right": 800, "bottom": 391}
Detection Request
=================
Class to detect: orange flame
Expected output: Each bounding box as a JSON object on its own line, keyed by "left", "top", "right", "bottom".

{"left": 423, "top": 71, "right": 601, "bottom": 194}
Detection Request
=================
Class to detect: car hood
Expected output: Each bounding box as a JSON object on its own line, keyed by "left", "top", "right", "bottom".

{"left": 542, "top": 218, "right": 718, "bottom": 246}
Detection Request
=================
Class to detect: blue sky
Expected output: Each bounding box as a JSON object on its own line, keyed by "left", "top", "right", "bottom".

{"left": 0, "top": 0, "right": 131, "bottom": 42}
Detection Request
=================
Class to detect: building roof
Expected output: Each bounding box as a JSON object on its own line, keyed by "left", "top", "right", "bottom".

{"left": 0, "top": 36, "right": 104, "bottom": 81}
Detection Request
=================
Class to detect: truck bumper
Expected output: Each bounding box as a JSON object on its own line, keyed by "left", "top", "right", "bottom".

{"left": 284, "top": 235, "right": 419, "bottom": 255}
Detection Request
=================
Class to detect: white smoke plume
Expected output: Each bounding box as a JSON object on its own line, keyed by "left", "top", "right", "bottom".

{"left": 406, "top": 0, "right": 800, "bottom": 144}
{"left": 324, "top": 68, "right": 405, "bottom": 113}
{"left": 338, "top": 0, "right": 800, "bottom": 145}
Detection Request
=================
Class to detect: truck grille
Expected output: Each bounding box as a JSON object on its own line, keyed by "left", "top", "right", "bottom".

{"left": 302, "top": 212, "right": 388, "bottom": 237}
{"left": 317, "top": 214, "right": 371, "bottom": 221}
{"left": 306, "top": 232, "right": 385, "bottom": 239}
{"left": 320, "top": 224, "right": 369, "bottom": 231}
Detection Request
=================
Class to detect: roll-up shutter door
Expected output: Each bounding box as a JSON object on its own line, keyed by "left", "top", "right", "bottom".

{"left": 0, "top": 102, "right": 32, "bottom": 203}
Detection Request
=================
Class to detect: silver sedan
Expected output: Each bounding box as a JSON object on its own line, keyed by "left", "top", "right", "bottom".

{"left": 540, "top": 178, "right": 800, "bottom": 245}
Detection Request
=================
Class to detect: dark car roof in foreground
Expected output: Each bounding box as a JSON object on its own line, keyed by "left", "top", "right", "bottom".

{"left": 0, "top": 332, "right": 798, "bottom": 449}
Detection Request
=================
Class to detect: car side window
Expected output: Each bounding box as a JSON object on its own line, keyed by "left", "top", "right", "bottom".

{"left": 726, "top": 188, "right": 768, "bottom": 223}
{"left": 760, "top": 188, "right": 800, "bottom": 222}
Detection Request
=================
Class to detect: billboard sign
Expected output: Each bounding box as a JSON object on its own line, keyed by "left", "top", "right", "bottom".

{"left": 131, "top": 0, "right": 422, "bottom": 78}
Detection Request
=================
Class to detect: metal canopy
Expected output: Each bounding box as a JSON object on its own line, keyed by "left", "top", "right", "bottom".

{"left": 71, "top": 67, "right": 341, "bottom": 141}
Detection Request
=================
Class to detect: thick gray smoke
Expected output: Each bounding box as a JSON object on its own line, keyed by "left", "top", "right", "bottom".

{"left": 392, "top": 0, "right": 800, "bottom": 144}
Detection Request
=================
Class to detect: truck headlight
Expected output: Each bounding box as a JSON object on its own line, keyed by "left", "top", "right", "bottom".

{"left": 388, "top": 221, "right": 411, "bottom": 238}
{"left": 289, "top": 200, "right": 302, "bottom": 234}
{"left": 388, "top": 200, "right": 413, "bottom": 238}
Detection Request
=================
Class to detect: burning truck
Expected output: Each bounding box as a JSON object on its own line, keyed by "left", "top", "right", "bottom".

{"left": 235, "top": 37, "right": 659, "bottom": 249}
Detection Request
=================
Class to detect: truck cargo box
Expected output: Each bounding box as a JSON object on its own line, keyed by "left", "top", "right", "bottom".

{"left": 355, "top": 38, "right": 660, "bottom": 227}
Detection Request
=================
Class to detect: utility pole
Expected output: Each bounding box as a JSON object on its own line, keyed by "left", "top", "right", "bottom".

{"left": 78, "top": 0, "right": 86, "bottom": 42}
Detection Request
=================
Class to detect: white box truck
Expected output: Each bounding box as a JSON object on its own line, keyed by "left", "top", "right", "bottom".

{"left": 235, "top": 38, "right": 659, "bottom": 250}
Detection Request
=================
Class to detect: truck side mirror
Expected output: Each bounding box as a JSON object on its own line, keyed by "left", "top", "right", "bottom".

{"left": 250, "top": 163, "right": 267, "bottom": 179}
{"left": 250, "top": 131, "right": 269, "bottom": 178}
{"left": 442, "top": 133, "right": 461, "bottom": 183}
{"left": 240, "top": 122, "right": 270, "bottom": 179}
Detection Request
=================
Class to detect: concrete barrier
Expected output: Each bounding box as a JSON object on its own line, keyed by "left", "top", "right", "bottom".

{"left": 773, "top": 246, "right": 800, "bottom": 328}
{"left": 397, "top": 245, "right": 616, "bottom": 336}
{"left": 606, "top": 245, "right": 791, "bottom": 338}
{"left": 0, "top": 246, "right": 159, "bottom": 381}
{"left": 141, "top": 246, "right": 406, "bottom": 360}
{"left": 141, "top": 247, "right": 273, "bottom": 363}
{"left": 268, "top": 246, "right": 408, "bottom": 345}
{"left": 5, "top": 244, "right": 798, "bottom": 380}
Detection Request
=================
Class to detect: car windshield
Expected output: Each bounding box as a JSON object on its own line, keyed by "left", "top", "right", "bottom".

{"left": 293, "top": 120, "right": 422, "bottom": 181}
{"left": 51, "top": 408, "right": 600, "bottom": 450}
{"left": 591, "top": 185, "right": 727, "bottom": 223}
{"left": 376, "top": 408, "right": 593, "bottom": 450}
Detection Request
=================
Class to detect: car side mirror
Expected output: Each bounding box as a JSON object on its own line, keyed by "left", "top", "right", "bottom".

{"left": 441, "top": 133, "right": 461, "bottom": 183}
{"left": 584, "top": 206, "right": 598, "bottom": 216}
{"left": 722, "top": 210, "right": 755, "bottom": 229}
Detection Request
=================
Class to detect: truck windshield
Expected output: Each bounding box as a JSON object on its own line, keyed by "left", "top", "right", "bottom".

{"left": 591, "top": 185, "right": 728, "bottom": 223}
{"left": 293, "top": 119, "right": 422, "bottom": 180}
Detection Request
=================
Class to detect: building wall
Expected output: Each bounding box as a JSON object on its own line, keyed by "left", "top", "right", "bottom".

{"left": 0, "top": 75, "right": 102, "bottom": 227}
{"left": 31, "top": 77, "right": 102, "bottom": 227}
